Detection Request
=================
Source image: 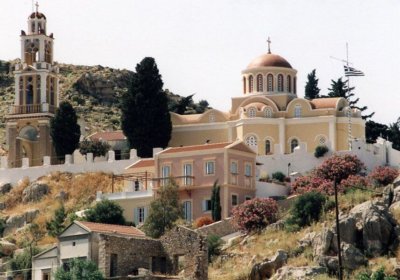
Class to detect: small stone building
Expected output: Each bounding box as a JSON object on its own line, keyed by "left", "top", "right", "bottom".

{"left": 32, "top": 221, "right": 207, "bottom": 280}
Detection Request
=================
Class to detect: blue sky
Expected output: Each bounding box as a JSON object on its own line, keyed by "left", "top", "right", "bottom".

{"left": 1, "top": 0, "right": 400, "bottom": 124}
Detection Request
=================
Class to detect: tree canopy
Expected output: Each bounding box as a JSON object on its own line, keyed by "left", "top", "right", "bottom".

{"left": 121, "top": 57, "right": 172, "bottom": 158}
{"left": 55, "top": 258, "right": 105, "bottom": 280}
{"left": 304, "top": 69, "right": 321, "bottom": 100}
{"left": 79, "top": 139, "right": 110, "bottom": 158}
{"left": 84, "top": 199, "right": 126, "bottom": 225}
{"left": 143, "top": 180, "right": 182, "bottom": 238}
{"left": 50, "top": 101, "right": 81, "bottom": 160}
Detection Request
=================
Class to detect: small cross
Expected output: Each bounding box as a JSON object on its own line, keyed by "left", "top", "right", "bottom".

{"left": 35, "top": 1, "right": 39, "bottom": 13}
{"left": 267, "top": 37, "right": 272, "bottom": 54}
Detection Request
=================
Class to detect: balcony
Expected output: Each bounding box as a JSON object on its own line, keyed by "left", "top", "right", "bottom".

{"left": 8, "top": 104, "right": 56, "bottom": 115}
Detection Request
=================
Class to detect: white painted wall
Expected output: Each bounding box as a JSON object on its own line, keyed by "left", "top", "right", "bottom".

{"left": 59, "top": 237, "right": 90, "bottom": 260}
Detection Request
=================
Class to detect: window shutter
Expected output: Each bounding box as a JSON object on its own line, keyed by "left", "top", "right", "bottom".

{"left": 134, "top": 208, "right": 139, "bottom": 226}
{"left": 144, "top": 207, "right": 148, "bottom": 222}
{"left": 202, "top": 200, "right": 206, "bottom": 212}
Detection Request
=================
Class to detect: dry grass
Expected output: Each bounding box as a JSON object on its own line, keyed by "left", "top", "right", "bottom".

{"left": 339, "top": 189, "right": 373, "bottom": 212}
{"left": 0, "top": 171, "right": 122, "bottom": 246}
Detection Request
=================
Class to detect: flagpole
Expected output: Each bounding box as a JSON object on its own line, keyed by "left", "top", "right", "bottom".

{"left": 346, "top": 42, "right": 352, "bottom": 151}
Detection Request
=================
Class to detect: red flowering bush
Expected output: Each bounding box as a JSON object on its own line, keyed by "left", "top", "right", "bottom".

{"left": 231, "top": 198, "right": 278, "bottom": 232}
{"left": 194, "top": 216, "right": 214, "bottom": 228}
{"left": 368, "top": 166, "right": 399, "bottom": 187}
{"left": 340, "top": 175, "right": 369, "bottom": 190}
{"left": 314, "top": 154, "right": 365, "bottom": 182}
{"left": 291, "top": 175, "right": 337, "bottom": 195}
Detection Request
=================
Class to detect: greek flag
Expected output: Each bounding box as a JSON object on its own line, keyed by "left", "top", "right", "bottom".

{"left": 344, "top": 65, "right": 365, "bottom": 77}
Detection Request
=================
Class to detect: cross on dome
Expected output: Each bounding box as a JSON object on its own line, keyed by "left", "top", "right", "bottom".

{"left": 267, "top": 37, "right": 272, "bottom": 54}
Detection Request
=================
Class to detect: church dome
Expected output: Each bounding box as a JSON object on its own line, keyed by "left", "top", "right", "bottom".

{"left": 29, "top": 12, "right": 46, "bottom": 19}
{"left": 247, "top": 53, "right": 292, "bottom": 69}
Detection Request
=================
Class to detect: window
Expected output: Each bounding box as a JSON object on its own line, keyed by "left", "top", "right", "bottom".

{"left": 245, "top": 163, "right": 252, "bottom": 176}
{"left": 135, "top": 207, "right": 146, "bottom": 224}
{"left": 265, "top": 140, "right": 271, "bottom": 154}
{"left": 294, "top": 77, "right": 297, "bottom": 94}
{"left": 183, "top": 201, "right": 192, "bottom": 221}
{"left": 287, "top": 75, "right": 291, "bottom": 92}
{"left": 294, "top": 105, "right": 302, "bottom": 118}
{"left": 245, "top": 196, "right": 252, "bottom": 201}
{"left": 248, "top": 75, "right": 254, "bottom": 92}
{"left": 205, "top": 161, "right": 215, "bottom": 175}
{"left": 230, "top": 161, "right": 238, "bottom": 174}
{"left": 183, "top": 163, "right": 193, "bottom": 185}
{"left": 231, "top": 194, "right": 238, "bottom": 206}
{"left": 319, "top": 137, "right": 326, "bottom": 145}
{"left": 72, "top": 242, "right": 76, "bottom": 246}
{"left": 277, "top": 74, "right": 284, "bottom": 92}
{"left": 248, "top": 107, "right": 256, "bottom": 118}
{"left": 291, "top": 139, "right": 299, "bottom": 153}
{"left": 243, "top": 77, "right": 247, "bottom": 93}
{"left": 42, "top": 271, "right": 50, "bottom": 280}
{"left": 161, "top": 165, "right": 171, "bottom": 186}
{"left": 267, "top": 74, "right": 274, "bottom": 91}
{"left": 245, "top": 135, "right": 258, "bottom": 151}
{"left": 256, "top": 74, "right": 263, "bottom": 92}
{"left": 110, "top": 254, "right": 118, "bottom": 277}
{"left": 264, "top": 107, "right": 272, "bottom": 118}
{"left": 202, "top": 199, "right": 212, "bottom": 212}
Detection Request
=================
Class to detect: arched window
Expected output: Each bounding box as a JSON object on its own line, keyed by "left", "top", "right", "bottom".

{"left": 245, "top": 135, "right": 258, "bottom": 152}
{"left": 294, "top": 77, "right": 297, "bottom": 94}
{"left": 277, "top": 74, "right": 284, "bottom": 92}
{"left": 294, "top": 105, "right": 302, "bottom": 118}
{"left": 287, "top": 75, "right": 291, "bottom": 92}
{"left": 291, "top": 139, "right": 299, "bottom": 153}
{"left": 267, "top": 74, "right": 274, "bottom": 92}
{"left": 319, "top": 136, "right": 326, "bottom": 145}
{"left": 264, "top": 107, "right": 272, "bottom": 118}
{"left": 256, "top": 74, "right": 263, "bottom": 92}
{"left": 248, "top": 107, "right": 256, "bottom": 118}
{"left": 265, "top": 140, "right": 271, "bottom": 154}
{"left": 249, "top": 75, "right": 254, "bottom": 93}
{"left": 243, "top": 77, "right": 247, "bottom": 94}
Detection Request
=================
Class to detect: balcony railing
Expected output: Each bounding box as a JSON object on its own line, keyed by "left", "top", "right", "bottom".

{"left": 9, "top": 104, "right": 56, "bottom": 115}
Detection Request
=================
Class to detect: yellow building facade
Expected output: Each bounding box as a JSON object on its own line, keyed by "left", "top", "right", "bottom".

{"left": 169, "top": 47, "right": 365, "bottom": 155}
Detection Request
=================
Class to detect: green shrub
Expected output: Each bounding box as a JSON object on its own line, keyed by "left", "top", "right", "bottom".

{"left": 207, "top": 234, "right": 223, "bottom": 262}
{"left": 272, "top": 171, "right": 286, "bottom": 182}
{"left": 356, "top": 267, "right": 397, "bottom": 280}
{"left": 84, "top": 199, "right": 126, "bottom": 225}
{"left": 55, "top": 258, "right": 105, "bottom": 280}
{"left": 314, "top": 145, "right": 329, "bottom": 158}
{"left": 286, "top": 192, "right": 326, "bottom": 229}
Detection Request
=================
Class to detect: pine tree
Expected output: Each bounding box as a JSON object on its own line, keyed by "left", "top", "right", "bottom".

{"left": 327, "top": 78, "right": 374, "bottom": 120}
{"left": 121, "top": 57, "right": 172, "bottom": 158}
{"left": 304, "top": 69, "right": 321, "bottom": 100}
{"left": 211, "top": 181, "right": 221, "bottom": 221}
{"left": 143, "top": 181, "right": 182, "bottom": 238}
{"left": 84, "top": 199, "right": 126, "bottom": 225}
{"left": 50, "top": 101, "right": 81, "bottom": 161}
{"left": 46, "top": 204, "right": 67, "bottom": 237}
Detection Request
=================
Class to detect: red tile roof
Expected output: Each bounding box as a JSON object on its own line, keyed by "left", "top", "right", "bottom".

{"left": 77, "top": 221, "right": 145, "bottom": 237}
{"left": 89, "top": 131, "right": 126, "bottom": 142}
{"left": 160, "top": 142, "right": 232, "bottom": 154}
{"left": 128, "top": 159, "right": 155, "bottom": 169}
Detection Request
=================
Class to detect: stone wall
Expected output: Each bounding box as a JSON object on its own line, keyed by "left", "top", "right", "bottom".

{"left": 195, "top": 218, "right": 237, "bottom": 238}
{"left": 97, "top": 234, "right": 164, "bottom": 278}
{"left": 160, "top": 226, "right": 208, "bottom": 280}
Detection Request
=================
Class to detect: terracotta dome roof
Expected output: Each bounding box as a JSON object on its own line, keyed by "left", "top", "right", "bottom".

{"left": 247, "top": 53, "right": 292, "bottom": 69}
{"left": 29, "top": 12, "right": 46, "bottom": 19}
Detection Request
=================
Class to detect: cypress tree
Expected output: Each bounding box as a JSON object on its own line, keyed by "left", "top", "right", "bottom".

{"left": 121, "top": 57, "right": 172, "bottom": 158}
{"left": 50, "top": 101, "right": 80, "bottom": 161}
{"left": 304, "top": 69, "right": 321, "bottom": 100}
{"left": 211, "top": 181, "right": 221, "bottom": 221}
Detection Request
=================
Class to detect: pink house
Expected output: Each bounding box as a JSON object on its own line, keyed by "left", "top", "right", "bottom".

{"left": 126, "top": 141, "right": 256, "bottom": 221}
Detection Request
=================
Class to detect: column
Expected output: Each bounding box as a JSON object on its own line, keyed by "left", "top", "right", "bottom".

{"left": 329, "top": 119, "right": 336, "bottom": 151}
{"left": 6, "top": 123, "right": 17, "bottom": 168}
{"left": 279, "top": 119, "right": 286, "bottom": 154}
{"left": 40, "top": 73, "right": 46, "bottom": 104}
{"left": 39, "top": 38, "right": 45, "bottom": 62}
{"left": 38, "top": 120, "right": 51, "bottom": 160}
{"left": 15, "top": 76, "right": 20, "bottom": 105}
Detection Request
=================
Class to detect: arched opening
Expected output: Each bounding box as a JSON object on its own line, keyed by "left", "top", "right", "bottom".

{"left": 248, "top": 107, "right": 256, "bottom": 118}
{"left": 26, "top": 84, "right": 34, "bottom": 105}
{"left": 294, "top": 105, "right": 302, "bottom": 118}
{"left": 264, "top": 107, "right": 272, "bottom": 118}
{"left": 287, "top": 75, "right": 292, "bottom": 92}
{"left": 278, "top": 74, "right": 284, "bottom": 92}
{"left": 257, "top": 74, "right": 263, "bottom": 92}
{"left": 291, "top": 139, "right": 299, "bottom": 153}
{"left": 294, "top": 77, "right": 297, "bottom": 94}
{"left": 265, "top": 140, "right": 271, "bottom": 154}
{"left": 249, "top": 75, "right": 254, "bottom": 93}
{"left": 243, "top": 77, "right": 247, "bottom": 94}
{"left": 245, "top": 135, "right": 258, "bottom": 152}
{"left": 267, "top": 74, "right": 274, "bottom": 92}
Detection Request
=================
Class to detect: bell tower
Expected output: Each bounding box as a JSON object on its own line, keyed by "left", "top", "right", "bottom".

{"left": 5, "top": 3, "right": 59, "bottom": 167}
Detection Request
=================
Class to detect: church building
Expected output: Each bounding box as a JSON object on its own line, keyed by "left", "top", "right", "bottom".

{"left": 5, "top": 4, "right": 59, "bottom": 167}
{"left": 169, "top": 41, "right": 365, "bottom": 155}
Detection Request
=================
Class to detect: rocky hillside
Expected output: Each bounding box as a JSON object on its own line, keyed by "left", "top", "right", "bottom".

{"left": 0, "top": 59, "right": 209, "bottom": 148}
{"left": 209, "top": 177, "right": 400, "bottom": 280}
